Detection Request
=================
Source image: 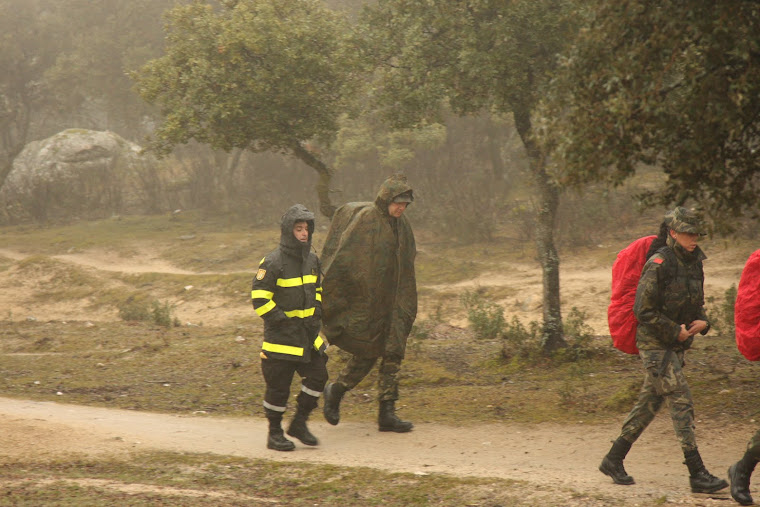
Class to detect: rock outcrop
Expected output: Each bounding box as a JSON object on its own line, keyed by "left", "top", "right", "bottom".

{"left": 0, "top": 129, "right": 161, "bottom": 223}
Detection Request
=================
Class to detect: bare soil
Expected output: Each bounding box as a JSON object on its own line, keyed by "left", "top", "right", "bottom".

{"left": 0, "top": 241, "right": 756, "bottom": 505}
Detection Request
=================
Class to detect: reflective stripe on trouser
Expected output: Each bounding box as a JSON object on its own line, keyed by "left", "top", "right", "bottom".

{"left": 748, "top": 428, "right": 760, "bottom": 458}
{"left": 618, "top": 349, "right": 697, "bottom": 452}
{"left": 336, "top": 354, "right": 402, "bottom": 402}
{"left": 261, "top": 353, "right": 328, "bottom": 413}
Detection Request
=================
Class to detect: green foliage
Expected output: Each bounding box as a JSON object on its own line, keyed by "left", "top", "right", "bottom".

{"left": 460, "top": 290, "right": 505, "bottom": 340}
{"left": 563, "top": 307, "right": 594, "bottom": 350}
{"left": 118, "top": 293, "right": 153, "bottom": 322}
{"left": 554, "top": 307, "right": 595, "bottom": 362}
{"left": 546, "top": 0, "right": 760, "bottom": 227}
{"left": 360, "top": 0, "right": 579, "bottom": 126}
{"left": 360, "top": 0, "right": 581, "bottom": 352}
{"left": 151, "top": 300, "right": 175, "bottom": 328}
{"left": 500, "top": 316, "right": 542, "bottom": 362}
{"left": 119, "top": 294, "right": 176, "bottom": 327}
{"left": 133, "top": 0, "right": 361, "bottom": 156}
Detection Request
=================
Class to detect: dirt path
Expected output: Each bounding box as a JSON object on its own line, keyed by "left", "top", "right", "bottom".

{"left": 0, "top": 396, "right": 750, "bottom": 505}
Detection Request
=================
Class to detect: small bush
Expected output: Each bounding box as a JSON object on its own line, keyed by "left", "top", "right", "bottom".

{"left": 151, "top": 300, "right": 175, "bottom": 328}
{"left": 460, "top": 290, "right": 505, "bottom": 340}
{"left": 500, "top": 316, "right": 541, "bottom": 360}
{"left": 118, "top": 294, "right": 175, "bottom": 327}
{"left": 118, "top": 294, "right": 152, "bottom": 322}
{"left": 554, "top": 307, "right": 595, "bottom": 362}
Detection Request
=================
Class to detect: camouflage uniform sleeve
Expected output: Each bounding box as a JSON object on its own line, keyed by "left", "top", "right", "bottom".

{"left": 633, "top": 259, "right": 681, "bottom": 348}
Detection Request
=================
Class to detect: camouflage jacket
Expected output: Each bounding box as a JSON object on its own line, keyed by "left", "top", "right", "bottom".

{"left": 633, "top": 239, "right": 709, "bottom": 351}
{"left": 320, "top": 176, "right": 418, "bottom": 358}
{"left": 251, "top": 204, "right": 326, "bottom": 363}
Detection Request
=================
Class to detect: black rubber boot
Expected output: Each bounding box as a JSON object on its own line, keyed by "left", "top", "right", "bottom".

{"left": 323, "top": 382, "right": 346, "bottom": 426}
{"left": 378, "top": 400, "right": 413, "bottom": 433}
{"left": 684, "top": 449, "right": 729, "bottom": 493}
{"left": 287, "top": 405, "right": 319, "bottom": 446}
{"left": 266, "top": 411, "right": 295, "bottom": 451}
{"left": 599, "top": 438, "right": 635, "bottom": 485}
{"left": 728, "top": 452, "right": 758, "bottom": 506}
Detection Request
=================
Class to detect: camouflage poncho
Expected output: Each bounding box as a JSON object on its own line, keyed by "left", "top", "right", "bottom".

{"left": 320, "top": 175, "right": 417, "bottom": 358}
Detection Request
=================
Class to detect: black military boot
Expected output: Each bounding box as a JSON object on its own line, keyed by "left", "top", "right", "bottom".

{"left": 728, "top": 451, "right": 758, "bottom": 506}
{"left": 323, "top": 382, "right": 346, "bottom": 426}
{"left": 378, "top": 400, "right": 413, "bottom": 433}
{"left": 599, "top": 438, "right": 635, "bottom": 485}
{"left": 287, "top": 405, "right": 319, "bottom": 446}
{"left": 266, "top": 412, "right": 295, "bottom": 451}
{"left": 684, "top": 449, "right": 729, "bottom": 493}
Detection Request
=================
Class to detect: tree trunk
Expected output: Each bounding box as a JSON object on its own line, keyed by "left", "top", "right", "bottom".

{"left": 291, "top": 142, "right": 337, "bottom": 218}
{"left": 512, "top": 104, "right": 566, "bottom": 353}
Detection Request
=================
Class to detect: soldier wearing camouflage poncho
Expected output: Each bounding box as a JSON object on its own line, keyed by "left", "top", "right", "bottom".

{"left": 599, "top": 207, "right": 728, "bottom": 494}
{"left": 321, "top": 174, "right": 417, "bottom": 433}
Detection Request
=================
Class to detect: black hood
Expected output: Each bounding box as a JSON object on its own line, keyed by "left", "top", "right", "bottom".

{"left": 279, "top": 204, "right": 315, "bottom": 258}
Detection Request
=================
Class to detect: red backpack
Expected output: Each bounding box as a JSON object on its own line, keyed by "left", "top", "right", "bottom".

{"left": 607, "top": 235, "right": 656, "bottom": 354}
{"left": 735, "top": 249, "right": 760, "bottom": 361}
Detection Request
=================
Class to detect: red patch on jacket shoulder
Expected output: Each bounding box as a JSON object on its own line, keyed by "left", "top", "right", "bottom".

{"left": 652, "top": 258, "right": 664, "bottom": 264}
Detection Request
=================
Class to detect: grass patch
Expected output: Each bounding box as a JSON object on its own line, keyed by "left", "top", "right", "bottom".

{"left": 0, "top": 450, "right": 587, "bottom": 506}
{"left": 0, "top": 320, "right": 755, "bottom": 426}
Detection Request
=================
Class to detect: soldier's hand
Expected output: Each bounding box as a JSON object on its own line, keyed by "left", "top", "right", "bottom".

{"left": 677, "top": 324, "right": 691, "bottom": 342}
{"left": 687, "top": 319, "right": 708, "bottom": 336}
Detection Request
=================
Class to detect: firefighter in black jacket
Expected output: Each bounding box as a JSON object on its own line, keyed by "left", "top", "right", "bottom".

{"left": 252, "top": 204, "right": 327, "bottom": 451}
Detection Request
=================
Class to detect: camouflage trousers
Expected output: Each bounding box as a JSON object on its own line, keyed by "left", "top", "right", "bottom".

{"left": 618, "top": 349, "right": 697, "bottom": 452}
{"left": 335, "top": 354, "right": 402, "bottom": 402}
{"left": 747, "top": 428, "right": 760, "bottom": 458}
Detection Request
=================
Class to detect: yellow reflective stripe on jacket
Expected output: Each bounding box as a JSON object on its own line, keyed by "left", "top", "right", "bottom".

{"left": 251, "top": 289, "right": 274, "bottom": 300}
{"left": 315, "top": 292, "right": 322, "bottom": 302}
{"left": 262, "top": 342, "right": 304, "bottom": 357}
{"left": 313, "top": 335, "right": 325, "bottom": 351}
{"left": 276, "top": 275, "right": 318, "bottom": 287}
{"left": 259, "top": 257, "right": 266, "bottom": 265}
{"left": 283, "top": 307, "right": 316, "bottom": 319}
{"left": 277, "top": 277, "right": 304, "bottom": 287}
{"left": 255, "top": 299, "right": 276, "bottom": 316}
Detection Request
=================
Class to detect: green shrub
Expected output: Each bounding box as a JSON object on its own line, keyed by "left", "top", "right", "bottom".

{"left": 118, "top": 294, "right": 175, "bottom": 327}
{"left": 151, "top": 300, "right": 175, "bottom": 328}
{"left": 460, "top": 290, "right": 505, "bottom": 340}
{"left": 500, "top": 316, "right": 541, "bottom": 360}
{"left": 118, "top": 294, "right": 152, "bottom": 322}
{"left": 554, "top": 307, "right": 595, "bottom": 362}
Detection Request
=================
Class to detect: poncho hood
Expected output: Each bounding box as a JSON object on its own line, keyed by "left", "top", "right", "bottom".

{"left": 374, "top": 174, "right": 414, "bottom": 217}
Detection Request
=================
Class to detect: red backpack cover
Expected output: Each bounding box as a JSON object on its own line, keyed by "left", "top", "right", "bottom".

{"left": 607, "top": 235, "right": 656, "bottom": 354}
{"left": 735, "top": 249, "right": 760, "bottom": 361}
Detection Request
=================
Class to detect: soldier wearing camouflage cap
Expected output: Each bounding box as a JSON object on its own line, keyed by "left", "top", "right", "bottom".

{"left": 600, "top": 207, "right": 728, "bottom": 494}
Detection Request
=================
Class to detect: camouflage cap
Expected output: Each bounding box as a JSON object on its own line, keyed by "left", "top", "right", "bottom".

{"left": 669, "top": 206, "right": 705, "bottom": 235}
